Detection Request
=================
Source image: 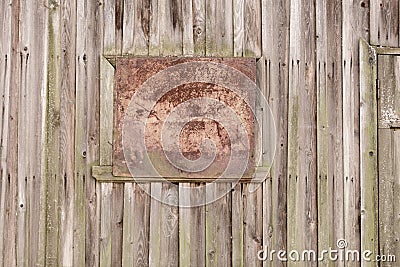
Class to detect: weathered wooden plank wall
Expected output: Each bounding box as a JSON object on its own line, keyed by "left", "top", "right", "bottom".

{"left": 0, "top": 0, "right": 397, "bottom": 266}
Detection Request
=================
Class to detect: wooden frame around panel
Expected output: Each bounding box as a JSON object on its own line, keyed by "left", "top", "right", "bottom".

{"left": 92, "top": 56, "right": 271, "bottom": 183}
{"left": 359, "top": 38, "right": 400, "bottom": 266}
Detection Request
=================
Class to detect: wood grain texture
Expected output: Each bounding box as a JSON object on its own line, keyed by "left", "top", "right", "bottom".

{"left": 149, "top": 183, "right": 179, "bottom": 266}
{"left": 179, "top": 183, "right": 206, "bottom": 266}
{"left": 133, "top": 0, "right": 151, "bottom": 55}
{"left": 343, "top": 2, "right": 368, "bottom": 262}
{"left": 133, "top": 184, "right": 150, "bottom": 266}
{"left": 206, "top": 183, "right": 232, "bottom": 266}
{"left": 122, "top": 0, "right": 135, "bottom": 54}
{"left": 59, "top": 0, "right": 77, "bottom": 266}
{"left": 287, "top": 0, "right": 318, "bottom": 266}
{"left": 243, "top": 184, "right": 263, "bottom": 267}
{"left": 316, "top": 0, "right": 343, "bottom": 266}
{"left": 103, "top": 0, "right": 116, "bottom": 55}
{"left": 122, "top": 183, "right": 135, "bottom": 267}
{"left": 243, "top": 0, "right": 261, "bottom": 57}
{"left": 261, "top": 1, "right": 289, "bottom": 265}
{"left": 159, "top": 0, "right": 183, "bottom": 55}
{"left": 0, "top": 0, "right": 15, "bottom": 266}
{"left": 205, "top": 0, "right": 233, "bottom": 56}
{"left": 232, "top": 183, "right": 244, "bottom": 266}
{"left": 359, "top": 39, "right": 378, "bottom": 266}
{"left": 111, "top": 183, "right": 124, "bottom": 267}
{"left": 370, "top": 0, "right": 399, "bottom": 46}
{"left": 45, "top": 1, "right": 61, "bottom": 265}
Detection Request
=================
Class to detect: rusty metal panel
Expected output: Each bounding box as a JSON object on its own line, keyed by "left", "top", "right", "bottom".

{"left": 113, "top": 57, "right": 256, "bottom": 180}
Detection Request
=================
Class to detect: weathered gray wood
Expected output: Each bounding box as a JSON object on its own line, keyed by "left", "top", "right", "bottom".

{"left": 0, "top": 0, "right": 16, "bottom": 266}
{"left": 182, "top": 0, "right": 194, "bottom": 55}
{"left": 122, "top": 183, "right": 135, "bottom": 267}
{"left": 115, "top": 0, "right": 124, "bottom": 54}
{"left": 359, "top": 38, "right": 379, "bottom": 266}
{"left": 233, "top": 0, "right": 244, "bottom": 56}
{"left": 122, "top": 0, "right": 135, "bottom": 54}
{"left": 103, "top": 0, "right": 116, "bottom": 55}
{"left": 243, "top": 0, "right": 261, "bottom": 57}
{"left": 205, "top": 0, "right": 233, "bottom": 56}
{"left": 159, "top": 0, "right": 182, "bottom": 55}
{"left": 45, "top": 1, "right": 61, "bottom": 265}
{"left": 193, "top": 0, "right": 206, "bottom": 55}
{"left": 149, "top": 183, "right": 179, "bottom": 266}
{"left": 85, "top": 1, "right": 103, "bottom": 264}
{"left": 206, "top": 183, "right": 232, "bottom": 266}
{"left": 111, "top": 184, "right": 124, "bottom": 266}
{"left": 392, "top": 130, "right": 400, "bottom": 260}
{"left": 262, "top": 1, "right": 290, "bottom": 265}
{"left": 58, "top": 0, "right": 77, "bottom": 266}
{"left": 232, "top": 183, "right": 244, "bottom": 266}
{"left": 100, "top": 57, "right": 114, "bottom": 166}
{"left": 148, "top": 0, "right": 160, "bottom": 56}
{"left": 133, "top": 184, "right": 150, "bottom": 266}
{"left": 378, "top": 129, "right": 394, "bottom": 261}
{"left": 133, "top": 0, "right": 150, "bottom": 55}
{"left": 370, "top": 0, "right": 399, "bottom": 46}
{"left": 179, "top": 183, "right": 206, "bottom": 266}
{"left": 243, "top": 184, "right": 263, "bottom": 266}
{"left": 287, "top": 1, "right": 318, "bottom": 266}
{"left": 100, "top": 183, "right": 112, "bottom": 267}
{"left": 343, "top": 3, "right": 369, "bottom": 263}
{"left": 377, "top": 56, "right": 400, "bottom": 128}
{"left": 316, "top": 0, "right": 343, "bottom": 266}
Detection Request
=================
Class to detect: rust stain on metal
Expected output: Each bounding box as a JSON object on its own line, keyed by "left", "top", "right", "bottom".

{"left": 113, "top": 57, "right": 256, "bottom": 180}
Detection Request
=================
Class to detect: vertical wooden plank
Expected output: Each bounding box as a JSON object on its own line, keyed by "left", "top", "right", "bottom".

{"left": 370, "top": 0, "right": 399, "bottom": 46}
{"left": 359, "top": 38, "right": 378, "bottom": 266}
{"left": 182, "top": 0, "right": 194, "bottom": 55}
{"left": 0, "top": 1, "right": 16, "bottom": 264}
{"left": 45, "top": 0, "right": 61, "bottom": 265}
{"left": 343, "top": 2, "right": 369, "bottom": 262}
{"left": 133, "top": 184, "right": 150, "bottom": 266}
{"left": 17, "top": 1, "right": 30, "bottom": 265}
{"left": 149, "top": 183, "right": 179, "bottom": 266}
{"left": 232, "top": 183, "right": 244, "bottom": 266}
{"left": 243, "top": 0, "right": 261, "bottom": 57}
{"left": 159, "top": 0, "right": 183, "bottom": 55}
{"left": 206, "top": 183, "right": 232, "bottom": 266}
{"left": 378, "top": 129, "right": 394, "bottom": 260}
{"left": 100, "top": 183, "right": 112, "bottom": 267}
{"left": 103, "top": 0, "right": 116, "bottom": 55}
{"left": 87, "top": 0, "right": 103, "bottom": 262}
{"left": 233, "top": 0, "right": 244, "bottom": 56}
{"left": 287, "top": 0, "right": 317, "bottom": 265}
{"left": 74, "top": 0, "right": 88, "bottom": 265}
{"left": 179, "top": 183, "right": 206, "bottom": 266}
{"left": 392, "top": 129, "right": 400, "bottom": 260}
{"left": 243, "top": 184, "right": 263, "bottom": 266}
{"left": 111, "top": 183, "right": 124, "bottom": 266}
{"left": 148, "top": 0, "right": 160, "bottom": 56}
{"left": 122, "top": 0, "right": 135, "bottom": 54}
{"left": 316, "top": 0, "right": 343, "bottom": 266}
{"left": 58, "top": 0, "right": 76, "bottom": 265}
{"left": 122, "top": 183, "right": 135, "bottom": 267}
{"left": 205, "top": 0, "right": 233, "bottom": 57}
{"left": 262, "top": 0, "right": 290, "bottom": 265}
{"left": 133, "top": 0, "right": 151, "bottom": 56}
{"left": 100, "top": 57, "right": 114, "bottom": 166}
{"left": 115, "top": 0, "right": 123, "bottom": 54}
{"left": 193, "top": 0, "right": 206, "bottom": 55}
